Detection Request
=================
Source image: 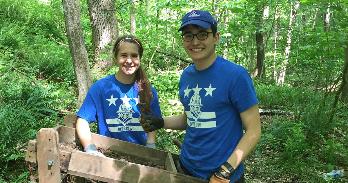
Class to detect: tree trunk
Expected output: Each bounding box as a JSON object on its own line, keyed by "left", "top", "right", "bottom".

{"left": 341, "top": 42, "right": 348, "bottom": 103}
{"left": 253, "top": 4, "right": 267, "bottom": 78}
{"left": 130, "top": 0, "right": 136, "bottom": 35}
{"left": 323, "top": 5, "right": 331, "bottom": 32}
{"left": 254, "top": 4, "right": 268, "bottom": 78}
{"left": 145, "top": 0, "right": 150, "bottom": 16}
{"left": 311, "top": 7, "right": 319, "bottom": 30}
{"left": 273, "top": 5, "right": 280, "bottom": 81}
{"left": 255, "top": 31, "right": 264, "bottom": 77}
{"left": 88, "top": 0, "right": 118, "bottom": 77}
{"left": 276, "top": 1, "right": 300, "bottom": 85}
{"left": 211, "top": 0, "right": 215, "bottom": 13}
{"left": 156, "top": 2, "right": 159, "bottom": 31}
{"left": 222, "top": 10, "right": 229, "bottom": 59}
{"left": 62, "top": 0, "right": 92, "bottom": 108}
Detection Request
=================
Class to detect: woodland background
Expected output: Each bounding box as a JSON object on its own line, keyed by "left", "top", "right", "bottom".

{"left": 0, "top": 0, "right": 347, "bottom": 182}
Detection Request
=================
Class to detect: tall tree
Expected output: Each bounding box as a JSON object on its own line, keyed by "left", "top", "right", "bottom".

{"left": 273, "top": 4, "right": 280, "bottom": 81}
{"left": 253, "top": 3, "right": 269, "bottom": 78}
{"left": 323, "top": 4, "right": 331, "bottom": 31}
{"left": 221, "top": 9, "right": 230, "bottom": 59}
{"left": 88, "top": 0, "right": 118, "bottom": 77}
{"left": 276, "top": 0, "right": 300, "bottom": 85}
{"left": 62, "top": 0, "right": 92, "bottom": 107}
{"left": 130, "top": 0, "right": 136, "bottom": 34}
{"left": 341, "top": 41, "right": 348, "bottom": 103}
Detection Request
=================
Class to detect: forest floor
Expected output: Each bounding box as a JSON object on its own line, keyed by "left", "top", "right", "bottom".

{"left": 243, "top": 116, "right": 347, "bottom": 183}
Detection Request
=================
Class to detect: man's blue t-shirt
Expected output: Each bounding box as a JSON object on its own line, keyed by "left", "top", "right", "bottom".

{"left": 179, "top": 56, "right": 258, "bottom": 182}
{"left": 77, "top": 75, "right": 162, "bottom": 145}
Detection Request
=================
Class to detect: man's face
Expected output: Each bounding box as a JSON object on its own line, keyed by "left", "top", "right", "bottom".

{"left": 181, "top": 25, "right": 219, "bottom": 62}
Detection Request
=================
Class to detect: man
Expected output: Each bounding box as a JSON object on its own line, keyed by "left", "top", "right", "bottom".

{"left": 142, "top": 10, "right": 261, "bottom": 183}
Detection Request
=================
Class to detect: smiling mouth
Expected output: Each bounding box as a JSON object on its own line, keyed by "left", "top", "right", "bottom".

{"left": 123, "top": 66, "right": 135, "bottom": 70}
{"left": 190, "top": 48, "right": 204, "bottom": 52}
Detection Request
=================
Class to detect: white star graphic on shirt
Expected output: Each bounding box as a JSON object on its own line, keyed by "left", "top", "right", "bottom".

{"left": 106, "top": 95, "right": 117, "bottom": 106}
{"left": 192, "top": 84, "right": 202, "bottom": 94}
{"left": 204, "top": 84, "right": 216, "bottom": 96}
{"left": 120, "top": 95, "right": 131, "bottom": 105}
{"left": 133, "top": 97, "right": 139, "bottom": 105}
{"left": 184, "top": 85, "right": 191, "bottom": 97}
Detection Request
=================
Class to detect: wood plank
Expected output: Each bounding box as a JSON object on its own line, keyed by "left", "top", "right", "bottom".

{"left": 68, "top": 151, "right": 207, "bottom": 183}
{"left": 36, "top": 128, "right": 61, "bottom": 182}
{"left": 57, "top": 125, "right": 77, "bottom": 144}
{"left": 59, "top": 150, "right": 71, "bottom": 172}
{"left": 58, "top": 126, "right": 168, "bottom": 166}
{"left": 25, "top": 140, "right": 37, "bottom": 163}
{"left": 91, "top": 130, "right": 168, "bottom": 166}
{"left": 165, "top": 152, "right": 177, "bottom": 173}
{"left": 171, "top": 154, "right": 185, "bottom": 174}
{"left": 63, "top": 114, "right": 77, "bottom": 128}
{"left": 107, "top": 141, "right": 166, "bottom": 166}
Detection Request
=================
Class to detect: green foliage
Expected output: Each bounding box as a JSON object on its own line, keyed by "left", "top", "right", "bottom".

{"left": 0, "top": 0, "right": 76, "bottom": 181}
{"left": 149, "top": 71, "right": 179, "bottom": 99}
{"left": 254, "top": 84, "right": 347, "bottom": 182}
{"left": 0, "top": 0, "right": 347, "bottom": 182}
{"left": 321, "top": 139, "right": 347, "bottom": 168}
{"left": 0, "top": 104, "right": 39, "bottom": 162}
{"left": 156, "top": 129, "right": 185, "bottom": 154}
{"left": 256, "top": 83, "right": 319, "bottom": 110}
{"left": 0, "top": 52, "right": 74, "bottom": 180}
{"left": 148, "top": 70, "right": 183, "bottom": 116}
{"left": 0, "top": 0, "right": 74, "bottom": 84}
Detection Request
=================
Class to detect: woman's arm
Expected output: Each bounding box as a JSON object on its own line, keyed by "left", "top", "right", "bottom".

{"left": 76, "top": 117, "right": 93, "bottom": 149}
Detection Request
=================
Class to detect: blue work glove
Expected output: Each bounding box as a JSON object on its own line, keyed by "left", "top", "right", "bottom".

{"left": 84, "top": 144, "right": 105, "bottom": 157}
{"left": 145, "top": 142, "right": 156, "bottom": 149}
{"left": 140, "top": 114, "right": 164, "bottom": 132}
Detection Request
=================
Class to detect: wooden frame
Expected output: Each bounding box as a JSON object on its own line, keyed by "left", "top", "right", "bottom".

{"left": 25, "top": 114, "right": 207, "bottom": 183}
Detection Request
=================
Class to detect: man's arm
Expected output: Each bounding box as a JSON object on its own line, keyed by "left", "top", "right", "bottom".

{"left": 227, "top": 104, "right": 261, "bottom": 169}
{"left": 163, "top": 113, "right": 187, "bottom": 130}
{"left": 210, "top": 105, "right": 261, "bottom": 182}
{"left": 140, "top": 113, "right": 187, "bottom": 132}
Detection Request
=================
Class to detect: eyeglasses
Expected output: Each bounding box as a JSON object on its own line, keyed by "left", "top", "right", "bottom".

{"left": 181, "top": 31, "right": 213, "bottom": 42}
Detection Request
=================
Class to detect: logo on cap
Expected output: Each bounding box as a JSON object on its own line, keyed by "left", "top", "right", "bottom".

{"left": 188, "top": 11, "right": 200, "bottom": 17}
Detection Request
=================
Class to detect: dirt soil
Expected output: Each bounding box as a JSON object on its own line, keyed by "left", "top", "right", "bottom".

{"left": 101, "top": 148, "right": 165, "bottom": 169}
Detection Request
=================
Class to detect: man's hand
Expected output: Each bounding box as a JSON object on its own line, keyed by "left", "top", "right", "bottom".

{"left": 84, "top": 144, "right": 105, "bottom": 157}
{"left": 210, "top": 162, "right": 234, "bottom": 183}
{"left": 140, "top": 114, "right": 164, "bottom": 132}
{"left": 209, "top": 174, "right": 230, "bottom": 183}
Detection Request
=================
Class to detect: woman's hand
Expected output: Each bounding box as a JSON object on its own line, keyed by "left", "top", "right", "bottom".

{"left": 140, "top": 114, "right": 164, "bottom": 132}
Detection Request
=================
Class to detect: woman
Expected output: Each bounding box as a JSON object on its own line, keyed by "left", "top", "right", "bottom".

{"left": 76, "top": 35, "right": 162, "bottom": 156}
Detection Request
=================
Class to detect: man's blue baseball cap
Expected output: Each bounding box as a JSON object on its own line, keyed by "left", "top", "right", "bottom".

{"left": 178, "top": 10, "right": 217, "bottom": 31}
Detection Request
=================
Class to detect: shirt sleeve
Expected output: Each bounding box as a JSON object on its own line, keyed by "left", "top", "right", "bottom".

{"left": 228, "top": 69, "right": 258, "bottom": 113}
{"left": 76, "top": 85, "right": 98, "bottom": 123}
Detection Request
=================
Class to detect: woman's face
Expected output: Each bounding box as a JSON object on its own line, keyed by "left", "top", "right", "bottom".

{"left": 116, "top": 42, "right": 140, "bottom": 76}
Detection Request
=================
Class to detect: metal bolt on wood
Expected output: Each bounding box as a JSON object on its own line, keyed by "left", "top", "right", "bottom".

{"left": 48, "top": 160, "right": 54, "bottom": 167}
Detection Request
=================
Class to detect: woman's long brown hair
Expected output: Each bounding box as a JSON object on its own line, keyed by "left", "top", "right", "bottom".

{"left": 113, "top": 35, "right": 153, "bottom": 114}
